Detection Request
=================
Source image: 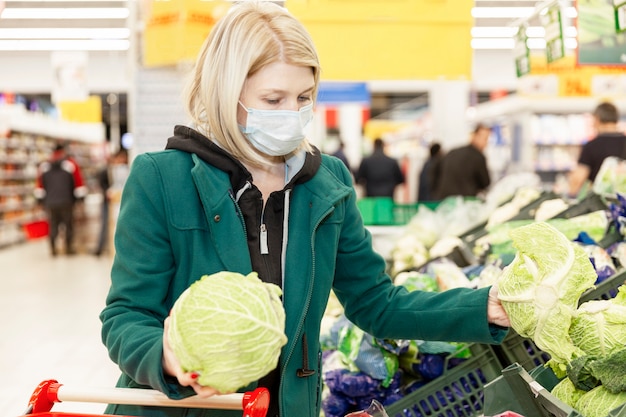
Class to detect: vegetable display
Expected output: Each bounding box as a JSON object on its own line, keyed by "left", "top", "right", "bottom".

{"left": 497, "top": 222, "right": 597, "bottom": 375}
{"left": 168, "top": 271, "right": 287, "bottom": 393}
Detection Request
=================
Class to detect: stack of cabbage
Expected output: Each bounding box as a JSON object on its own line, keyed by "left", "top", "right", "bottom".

{"left": 168, "top": 271, "right": 287, "bottom": 393}
{"left": 497, "top": 222, "right": 626, "bottom": 417}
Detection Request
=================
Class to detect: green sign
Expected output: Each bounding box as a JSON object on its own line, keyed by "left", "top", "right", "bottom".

{"left": 514, "top": 24, "right": 531, "bottom": 77}
{"left": 616, "top": 1, "right": 626, "bottom": 32}
{"left": 541, "top": 5, "right": 565, "bottom": 63}
{"left": 578, "top": 0, "right": 626, "bottom": 65}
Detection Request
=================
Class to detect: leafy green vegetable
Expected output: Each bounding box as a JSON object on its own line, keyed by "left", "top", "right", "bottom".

{"left": 575, "top": 386, "right": 626, "bottom": 417}
{"left": 589, "top": 347, "right": 626, "bottom": 394}
{"left": 567, "top": 355, "right": 600, "bottom": 391}
{"left": 497, "top": 222, "right": 597, "bottom": 376}
{"left": 168, "top": 271, "right": 287, "bottom": 393}
{"left": 548, "top": 210, "right": 608, "bottom": 242}
{"left": 570, "top": 285, "right": 626, "bottom": 357}
{"left": 550, "top": 377, "right": 586, "bottom": 409}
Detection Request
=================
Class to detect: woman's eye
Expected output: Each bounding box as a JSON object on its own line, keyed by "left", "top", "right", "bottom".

{"left": 265, "top": 99, "right": 280, "bottom": 105}
{"left": 298, "top": 96, "right": 312, "bottom": 103}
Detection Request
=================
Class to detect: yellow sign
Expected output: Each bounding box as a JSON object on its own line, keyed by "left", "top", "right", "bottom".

{"left": 527, "top": 55, "right": 626, "bottom": 96}
{"left": 286, "top": 0, "right": 473, "bottom": 81}
{"left": 143, "top": 0, "right": 229, "bottom": 67}
{"left": 58, "top": 96, "right": 102, "bottom": 123}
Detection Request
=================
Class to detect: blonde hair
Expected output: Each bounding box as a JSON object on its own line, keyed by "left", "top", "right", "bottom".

{"left": 184, "top": 1, "right": 321, "bottom": 166}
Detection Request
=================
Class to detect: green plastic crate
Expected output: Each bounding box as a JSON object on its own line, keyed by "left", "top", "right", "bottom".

{"left": 357, "top": 198, "right": 440, "bottom": 226}
{"left": 493, "top": 331, "right": 551, "bottom": 372}
{"left": 483, "top": 363, "right": 582, "bottom": 417}
{"left": 385, "top": 343, "right": 503, "bottom": 417}
{"left": 483, "top": 363, "right": 626, "bottom": 417}
{"left": 358, "top": 197, "right": 396, "bottom": 225}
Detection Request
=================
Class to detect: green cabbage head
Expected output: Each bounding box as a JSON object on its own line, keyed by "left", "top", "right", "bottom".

{"left": 570, "top": 285, "right": 626, "bottom": 357}
{"left": 575, "top": 386, "right": 626, "bottom": 417}
{"left": 497, "top": 222, "right": 597, "bottom": 375}
{"left": 168, "top": 271, "right": 287, "bottom": 393}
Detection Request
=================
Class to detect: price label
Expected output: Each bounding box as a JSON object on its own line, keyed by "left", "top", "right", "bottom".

{"left": 541, "top": 5, "right": 565, "bottom": 63}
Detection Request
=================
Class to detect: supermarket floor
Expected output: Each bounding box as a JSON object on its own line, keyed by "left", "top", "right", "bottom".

{"left": 1, "top": 239, "right": 121, "bottom": 416}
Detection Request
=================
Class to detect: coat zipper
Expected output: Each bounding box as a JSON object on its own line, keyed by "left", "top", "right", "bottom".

{"left": 278, "top": 204, "right": 333, "bottom": 416}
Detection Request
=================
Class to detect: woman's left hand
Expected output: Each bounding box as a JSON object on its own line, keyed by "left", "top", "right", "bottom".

{"left": 162, "top": 316, "right": 221, "bottom": 397}
{"left": 487, "top": 285, "right": 511, "bottom": 328}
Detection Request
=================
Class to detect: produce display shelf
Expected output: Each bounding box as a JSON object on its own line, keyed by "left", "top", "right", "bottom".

{"left": 483, "top": 363, "right": 626, "bottom": 417}
{"left": 385, "top": 343, "right": 503, "bottom": 417}
{"left": 552, "top": 192, "right": 607, "bottom": 220}
{"left": 459, "top": 191, "right": 556, "bottom": 246}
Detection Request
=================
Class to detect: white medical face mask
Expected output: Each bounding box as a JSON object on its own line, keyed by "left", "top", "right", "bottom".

{"left": 239, "top": 102, "right": 314, "bottom": 156}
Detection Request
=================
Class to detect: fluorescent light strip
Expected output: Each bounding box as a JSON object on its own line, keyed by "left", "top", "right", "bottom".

{"left": 471, "top": 37, "right": 578, "bottom": 49}
{"left": 0, "top": 7, "right": 129, "bottom": 19}
{"left": 471, "top": 6, "right": 577, "bottom": 19}
{"left": 0, "top": 28, "right": 130, "bottom": 39}
{"left": 0, "top": 39, "right": 130, "bottom": 51}
{"left": 471, "top": 26, "right": 577, "bottom": 38}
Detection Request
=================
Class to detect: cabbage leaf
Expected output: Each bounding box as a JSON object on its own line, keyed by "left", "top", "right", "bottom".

{"left": 575, "top": 386, "right": 626, "bottom": 417}
{"left": 570, "top": 285, "right": 626, "bottom": 357}
{"left": 497, "top": 222, "right": 597, "bottom": 375}
{"left": 168, "top": 271, "right": 287, "bottom": 393}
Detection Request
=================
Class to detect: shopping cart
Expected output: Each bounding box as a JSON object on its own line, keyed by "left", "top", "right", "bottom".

{"left": 22, "top": 379, "right": 269, "bottom": 417}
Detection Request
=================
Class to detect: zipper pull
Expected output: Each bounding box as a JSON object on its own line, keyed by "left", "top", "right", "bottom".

{"left": 260, "top": 224, "right": 268, "bottom": 255}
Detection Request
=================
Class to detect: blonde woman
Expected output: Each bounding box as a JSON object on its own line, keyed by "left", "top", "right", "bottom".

{"left": 100, "top": 2, "right": 510, "bottom": 417}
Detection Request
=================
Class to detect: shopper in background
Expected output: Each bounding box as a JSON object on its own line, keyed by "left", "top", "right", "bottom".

{"left": 331, "top": 138, "right": 351, "bottom": 172}
{"left": 355, "top": 137, "right": 405, "bottom": 198}
{"left": 34, "top": 143, "right": 87, "bottom": 256}
{"left": 99, "top": 3, "right": 510, "bottom": 417}
{"left": 417, "top": 141, "right": 443, "bottom": 202}
{"left": 567, "top": 101, "right": 626, "bottom": 197}
{"left": 94, "top": 148, "right": 129, "bottom": 257}
{"left": 435, "top": 124, "right": 491, "bottom": 199}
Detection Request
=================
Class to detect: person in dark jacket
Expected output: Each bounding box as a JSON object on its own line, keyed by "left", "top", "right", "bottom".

{"left": 435, "top": 124, "right": 491, "bottom": 199}
{"left": 568, "top": 101, "right": 626, "bottom": 197}
{"left": 34, "top": 143, "right": 87, "bottom": 256}
{"left": 99, "top": 3, "right": 510, "bottom": 417}
{"left": 417, "top": 142, "right": 443, "bottom": 202}
{"left": 355, "top": 138, "right": 405, "bottom": 198}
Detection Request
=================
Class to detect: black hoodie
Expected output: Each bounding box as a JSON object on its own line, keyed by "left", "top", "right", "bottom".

{"left": 166, "top": 125, "right": 321, "bottom": 417}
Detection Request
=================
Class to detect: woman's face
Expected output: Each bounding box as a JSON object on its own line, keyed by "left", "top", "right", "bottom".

{"left": 237, "top": 61, "right": 315, "bottom": 126}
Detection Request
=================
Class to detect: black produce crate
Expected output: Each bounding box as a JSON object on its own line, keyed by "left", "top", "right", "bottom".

{"left": 580, "top": 267, "right": 626, "bottom": 303}
{"left": 493, "top": 331, "right": 551, "bottom": 372}
{"left": 552, "top": 192, "right": 608, "bottom": 219}
{"left": 385, "top": 343, "right": 503, "bottom": 417}
{"left": 483, "top": 363, "right": 626, "bottom": 417}
{"left": 459, "top": 191, "right": 559, "bottom": 247}
{"left": 483, "top": 363, "right": 582, "bottom": 417}
{"left": 505, "top": 191, "right": 560, "bottom": 222}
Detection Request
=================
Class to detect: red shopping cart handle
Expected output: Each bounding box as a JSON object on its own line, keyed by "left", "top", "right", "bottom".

{"left": 26, "top": 380, "right": 269, "bottom": 417}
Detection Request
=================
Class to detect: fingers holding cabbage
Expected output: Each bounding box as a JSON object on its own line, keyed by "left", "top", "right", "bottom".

{"left": 165, "top": 271, "right": 288, "bottom": 393}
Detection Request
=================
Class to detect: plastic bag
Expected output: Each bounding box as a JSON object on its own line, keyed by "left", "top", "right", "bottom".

{"left": 344, "top": 399, "right": 389, "bottom": 417}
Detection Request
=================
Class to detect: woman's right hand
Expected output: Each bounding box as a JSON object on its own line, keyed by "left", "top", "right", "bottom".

{"left": 162, "top": 316, "right": 221, "bottom": 397}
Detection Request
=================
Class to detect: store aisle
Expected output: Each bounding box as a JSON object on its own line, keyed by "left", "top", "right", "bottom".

{"left": 1, "top": 240, "right": 121, "bottom": 416}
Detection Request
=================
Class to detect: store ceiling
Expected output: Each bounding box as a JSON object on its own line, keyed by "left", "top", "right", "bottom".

{"left": 0, "top": 0, "right": 576, "bottom": 52}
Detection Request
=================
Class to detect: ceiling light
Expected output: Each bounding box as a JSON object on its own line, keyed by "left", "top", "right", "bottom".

{"left": 472, "top": 6, "right": 577, "bottom": 19}
{"left": 0, "top": 7, "right": 129, "bottom": 19}
{"left": 471, "top": 38, "right": 515, "bottom": 49}
{"left": 471, "top": 26, "right": 577, "bottom": 38}
{"left": 0, "top": 28, "right": 130, "bottom": 39}
{"left": 0, "top": 39, "right": 130, "bottom": 51}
